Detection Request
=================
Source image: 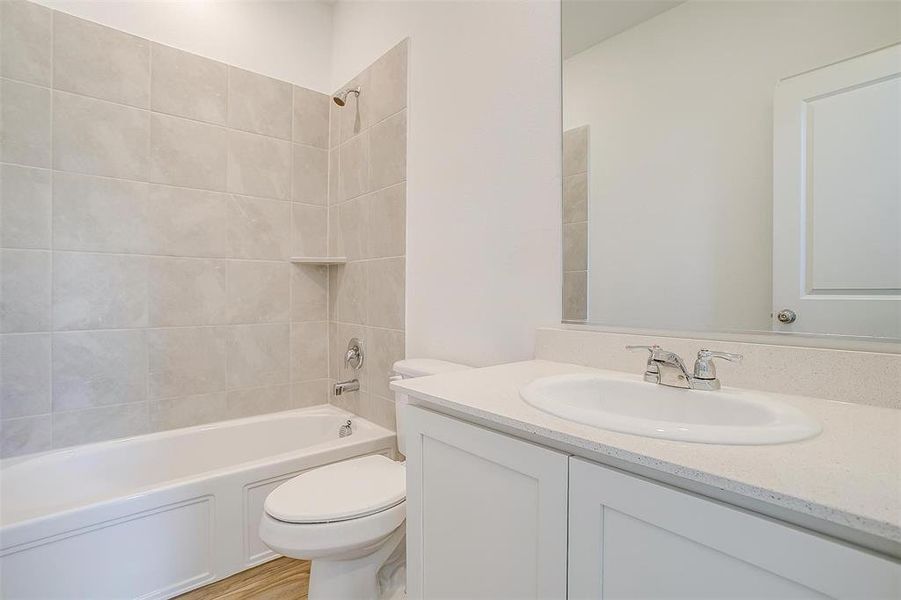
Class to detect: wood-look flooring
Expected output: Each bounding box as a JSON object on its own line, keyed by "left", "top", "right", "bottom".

{"left": 177, "top": 558, "right": 310, "bottom": 600}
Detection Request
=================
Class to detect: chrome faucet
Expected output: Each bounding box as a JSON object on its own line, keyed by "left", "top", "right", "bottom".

{"left": 626, "top": 345, "right": 742, "bottom": 391}
{"left": 334, "top": 379, "right": 360, "bottom": 396}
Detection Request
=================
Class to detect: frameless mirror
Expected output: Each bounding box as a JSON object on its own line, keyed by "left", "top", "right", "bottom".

{"left": 562, "top": 0, "right": 900, "bottom": 343}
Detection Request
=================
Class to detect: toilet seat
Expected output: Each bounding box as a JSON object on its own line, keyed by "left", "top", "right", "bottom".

{"left": 265, "top": 454, "right": 406, "bottom": 524}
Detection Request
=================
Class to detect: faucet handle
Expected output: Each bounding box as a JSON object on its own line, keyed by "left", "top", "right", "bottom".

{"left": 693, "top": 349, "right": 743, "bottom": 380}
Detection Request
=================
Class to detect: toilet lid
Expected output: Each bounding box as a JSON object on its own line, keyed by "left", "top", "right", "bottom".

{"left": 265, "top": 455, "right": 406, "bottom": 524}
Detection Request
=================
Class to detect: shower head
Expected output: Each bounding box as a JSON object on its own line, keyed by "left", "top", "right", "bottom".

{"left": 333, "top": 86, "right": 361, "bottom": 107}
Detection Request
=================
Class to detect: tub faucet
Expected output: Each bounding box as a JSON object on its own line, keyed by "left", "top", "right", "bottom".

{"left": 334, "top": 379, "right": 360, "bottom": 396}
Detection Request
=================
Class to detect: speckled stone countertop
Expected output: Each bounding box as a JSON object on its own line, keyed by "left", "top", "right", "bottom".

{"left": 392, "top": 360, "right": 901, "bottom": 556}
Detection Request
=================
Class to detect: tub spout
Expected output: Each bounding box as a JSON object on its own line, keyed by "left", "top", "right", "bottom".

{"left": 334, "top": 379, "right": 360, "bottom": 396}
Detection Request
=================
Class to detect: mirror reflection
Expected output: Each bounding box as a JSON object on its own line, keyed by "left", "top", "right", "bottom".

{"left": 562, "top": 0, "right": 900, "bottom": 340}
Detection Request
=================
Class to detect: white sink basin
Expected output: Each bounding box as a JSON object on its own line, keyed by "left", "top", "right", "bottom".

{"left": 520, "top": 373, "right": 821, "bottom": 445}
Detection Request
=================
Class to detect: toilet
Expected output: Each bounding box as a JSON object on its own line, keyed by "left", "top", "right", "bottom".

{"left": 258, "top": 359, "right": 471, "bottom": 600}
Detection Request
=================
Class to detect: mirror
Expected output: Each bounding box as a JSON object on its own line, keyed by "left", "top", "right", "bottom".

{"left": 561, "top": 0, "right": 900, "bottom": 342}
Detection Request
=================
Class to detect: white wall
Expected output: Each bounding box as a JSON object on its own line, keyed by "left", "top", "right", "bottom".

{"left": 330, "top": 1, "right": 562, "bottom": 366}
{"left": 564, "top": 1, "right": 900, "bottom": 333}
{"left": 33, "top": 0, "right": 334, "bottom": 91}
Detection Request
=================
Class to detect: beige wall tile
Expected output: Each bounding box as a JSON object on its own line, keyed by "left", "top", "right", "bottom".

{"left": 329, "top": 101, "right": 341, "bottom": 150}
{"left": 52, "top": 172, "right": 150, "bottom": 253}
{"left": 369, "top": 40, "right": 407, "bottom": 125}
{"left": 367, "top": 257, "right": 404, "bottom": 330}
{"left": 368, "top": 183, "right": 405, "bottom": 259}
{"left": 226, "top": 323, "right": 290, "bottom": 389}
{"left": 335, "top": 261, "right": 367, "bottom": 325}
{"left": 292, "top": 144, "right": 328, "bottom": 205}
{"left": 148, "top": 257, "right": 227, "bottom": 327}
{"left": 1, "top": 249, "right": 50, "bottom": 333}
{"left": 53, "top": 91, "right": 148, "bottom": 180}
{"left": 291, "top": 265, "right": 328, "bottom": 322}
{"left": 0, "top": 0, "right": 52, "bottom": 86}
{"left": 367, "top": 326, "right": 405, "bottom": 400}
{"left": 1, "top": 333, "right": 50, "bottom": 418}
{"left": 52, "top": 330, "right": 146, "bottom": 411}
{"left": 327, "top": 268, "right": 340, "bottom": 322}
{"left": 338, "top": 130, "right": 370, "bottom": 201}
{"left": 563, "top": 125, "right": 589, "bottom": 176}
{"left": 1, "top": 79, "right": 51, "bottom": 167}
{"left": 291, "top": 321, "right": 328, "bottom": 381}
{"left": 1, "top": 164, "right": 51, "bottom": 249}
{"left": 227, "top": 66, "right": 292, "bottom": 140}
{"left": 563, "top": 221, "right": 588, "bottom": 271}
{"left": 149, "top": 392, "right": 227, "bottom": 431}
{"left": 227, "top": 130, "right": 292, "bottom": 200}
{"left": 227, "top": 195, "right": 290, "bottom": 260}
{"left": 53, "top": 12, "right": 149, "bottom": 107}
{"left": 150, "top": 113, "right": 227, "bottom": 191}
{"left": 226, "top": 261, "right": 289, "bottom": 324}
{"left": 328, "top": 148, "right": 339, "bottom": 205}
{"left": 147, "top": 326, "right": 227, "bottom": 399}
{"left": 292, "top": 379, "right": 328, "bottom": 408}
{"left": 563, "top": 271, "right": 588, "bottom": 321}
{"left": 52, "top": 403, "right": 148, "bottom": 448}
{"left": 226, "top": 384, "right": 292, "bottom": 419}
{"left": 563, "top": 173, "right": 588, "bottom": 223}
{"left": 1, "top": 414, "right": 51, "bottom": 457}
{"left": 369, "top": 110, "right": 406, "bottom": 190}
{"left": 151, "top": 43, "right": 227, "bottom": 124}
{"left": 293, "top": 86, "right": 329, "bottom": 148}
{"left": 367, "top": 394, "right": 397, "bottom": 431}
{"left": 147, "top": 185, "right": 229, "bottom": 257}
{"left": 52, "top": 252, "right": 148, "bottom": 330}
{"left": 291, "top": 203, "right": 327, "bottom": 257}
{"left": 337, "top": 196, "right": 370, "bottom": 261}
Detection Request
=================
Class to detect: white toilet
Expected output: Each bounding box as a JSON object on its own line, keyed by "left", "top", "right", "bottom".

{"left": 259, "top": 359, "right": 470, "bottom": 600}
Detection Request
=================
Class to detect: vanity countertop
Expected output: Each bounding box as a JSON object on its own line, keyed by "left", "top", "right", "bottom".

{"left": 391, "top": 360, "right": 901, "bottom": 555}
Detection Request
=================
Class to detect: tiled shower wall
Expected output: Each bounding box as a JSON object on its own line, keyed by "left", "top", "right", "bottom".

{"left": 0, "top": 1, "right": 332, "bottom": 456}
{"left": 562, "top": 125, "right": 588, "bottom": 321}
{"left": 327, "top": 40, "right": 408, "bottom": 431}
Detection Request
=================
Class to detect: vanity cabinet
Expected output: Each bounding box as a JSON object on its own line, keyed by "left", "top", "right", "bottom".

{"left": 405, "top": 406, "right": 900, "bottom": 600}
{"left": 568, "top": 458, "right": 898, "bottom": 599}
{"left": 404, "top": 406, "right": 568, "bottom": 599}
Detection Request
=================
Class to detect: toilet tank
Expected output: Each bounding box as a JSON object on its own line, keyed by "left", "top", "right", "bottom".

{"left": 391, "top": 359, "right": 471, "bottom": 455}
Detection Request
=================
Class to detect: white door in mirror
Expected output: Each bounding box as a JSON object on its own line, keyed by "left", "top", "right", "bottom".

{"left": 520, "top": 373, "right": 821, "bottom": 445}
{"left": 773, "top": 44, "right": 901, "bottom": 338}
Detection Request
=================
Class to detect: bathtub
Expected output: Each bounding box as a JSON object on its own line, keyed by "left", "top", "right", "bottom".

{"left": 0, "top": 405, "right": 395, "bottom": 599}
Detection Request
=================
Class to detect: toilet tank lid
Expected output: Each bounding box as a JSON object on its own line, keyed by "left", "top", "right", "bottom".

{"left": 393, "top": 358, "right": 471, "bottom": 378}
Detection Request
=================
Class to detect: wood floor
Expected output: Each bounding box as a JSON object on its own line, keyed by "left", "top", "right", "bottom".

{"left": 177, "top": 558, "right": 311, "bottom": 600}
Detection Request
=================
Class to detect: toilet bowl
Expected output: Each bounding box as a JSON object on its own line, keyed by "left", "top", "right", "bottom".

{"left": 259, "top": 359, "right": 470, "bottom": 600}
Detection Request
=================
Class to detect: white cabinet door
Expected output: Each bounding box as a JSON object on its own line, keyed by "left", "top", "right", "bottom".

{"left": 405, "top": 406, "right": 568, "bottom": 600}
{"left": 772, "top": 44, "right": 901, "bottom": 338}
{"left": 569, "top": 457, "right": 900, "bottom": 599}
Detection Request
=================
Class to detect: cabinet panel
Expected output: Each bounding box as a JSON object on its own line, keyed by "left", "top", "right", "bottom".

{"left": 569, "top": 457, "right": 900, "bottom": 600}
{"left": 405, "top": 406, "right": 568, "bottom": 600}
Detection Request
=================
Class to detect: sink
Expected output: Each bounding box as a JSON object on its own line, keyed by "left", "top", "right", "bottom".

{"left": 520, "top": 373, "right": 821, "bottom": 445}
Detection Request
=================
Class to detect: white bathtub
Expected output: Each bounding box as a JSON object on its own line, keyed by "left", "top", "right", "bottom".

{"left": 0, "top": 405, "right": 395, "bottom": 599}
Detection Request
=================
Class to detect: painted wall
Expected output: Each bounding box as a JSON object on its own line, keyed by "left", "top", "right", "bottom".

{"left": 31, "top": 0, "right": 334, "bottom": 92}
{"left": 563, "top": 0, "right": 900, "bottom": 333}
{"left": 330, "top": 1, "right": 562, "bottom": 367}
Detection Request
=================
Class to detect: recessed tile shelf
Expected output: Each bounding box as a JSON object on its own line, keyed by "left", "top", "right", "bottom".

{"left": 289, "top": 257, "right": 347, "bottom": 265}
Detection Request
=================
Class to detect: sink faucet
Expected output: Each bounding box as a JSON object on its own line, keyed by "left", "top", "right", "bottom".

{"left": 626, "top": 345, "right": 742, "bottom": 391}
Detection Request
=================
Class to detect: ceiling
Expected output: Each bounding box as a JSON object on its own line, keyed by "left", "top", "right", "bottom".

{"left": 562, "top": 0, "right": 684, "bottom": 59}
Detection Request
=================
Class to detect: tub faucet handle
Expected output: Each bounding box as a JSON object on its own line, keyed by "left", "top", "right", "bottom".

{"left": 344, "top": 338, "right": 364, "bottom": 370}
